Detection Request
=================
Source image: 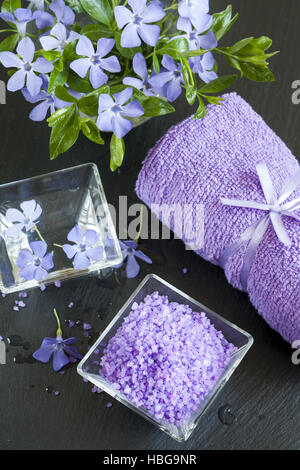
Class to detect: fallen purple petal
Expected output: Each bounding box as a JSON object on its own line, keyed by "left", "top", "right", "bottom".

{"left": 54, "top": 281, "right": 61, "bottom": 288}
{"left": 106, "top": 402, "right": 112, "bottom": 408}
{"left": 68, "top": 302, "right": 74, "bottom": 308}
{"left": 13, "top": 306, "right": 19, "bottom": 312}
{"left": 83, "top": 322, "right": 92, "bottom": 331}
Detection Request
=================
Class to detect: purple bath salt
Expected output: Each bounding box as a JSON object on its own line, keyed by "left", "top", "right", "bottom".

{"left": 100, "top": 292, "right": 237, "bottom": 426}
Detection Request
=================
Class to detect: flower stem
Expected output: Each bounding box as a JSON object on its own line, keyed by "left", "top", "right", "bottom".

{"left": 53, "top": 243, "right": 63, "bottom": 248}
{"left": 53, "top": 308, "right": 62, "bottom": 337}
{"left": 34, "top": 225, "right": 45, "bottom": 243}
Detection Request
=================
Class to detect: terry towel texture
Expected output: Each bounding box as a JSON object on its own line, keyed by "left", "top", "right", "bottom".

{"left": 136, "top": 92, "right": 300, "bottom": 344}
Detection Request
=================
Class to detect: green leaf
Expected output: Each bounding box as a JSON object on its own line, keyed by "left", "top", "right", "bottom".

{"left": 55, "top": 85, "right": 78, "bottom": 103}
{"left": 49, "top": 104, "right": 80, "bottom": 159}
{"left": 48, "top": 67, "right": 69, "bottom": 94}
{"left": 110, "top": 134, "right": 125, "bottom": 171}
{"left": 180, "top": 56, "right": 196, "bottom": 105}
{"left": 81, "top": 118, "right": 104, "bottom": 145}
{"left": 80, "top": 24, "right": 113, "bottom": 40}
{"left": 78, "top": 86, "right": 109, "bottom": 115}
{"left": 251, "top": 36, "right": 273, "bottom": 51}
{"left": 0, "top": 32, "right": 18, "bottom": 52}
{"left": 152, "top": 52, "right": 160, "bottom": 74}
{"left": 142, "top": 97, "right": 175, "bottom": 117}
{"left": 1, "top": 0, "right": 20, "bottom": 13}
{"left": 212, "top": 5, "right": 239, "bottom": 42}
{"left": 65, "top": 0, "right": 84, "bottom": 13}
{"left": 199, "top": 74, "right": 237, "bottom": 93}
{"left": 80, "top": 0, "right": 113, "bottom": 26}
{"left": 42, "top": 50, "right": 61, "bottom": 62}
{"left": 131, "top": 89, "right": 175, "bottom": 117}
{"left": 67, "top": 70, "right": 94, "bottom": 93}
{"left": 194, "top": 97, "right": 206, "bottom": 119}
{"left": 238, "top": 62, "right": 275, "bottom": 82}
{"left": 62, "top": 40, "right": 78, "bottom": 61}
{"left": 229, "top": 37, "right": 254, "bottom": 54}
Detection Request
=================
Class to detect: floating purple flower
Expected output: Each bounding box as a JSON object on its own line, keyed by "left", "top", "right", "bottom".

{"left": 70, "top": 36, "right": 120, "bottom": 89}
{"left": 33, "top": 335, "right": 82, "bottom": 371}
{"left": 5, "top": 199, "right": 42, "bottom": 239}
{"left": 0, "top": 37, "right": 53, "bottom": 96}
{"left": 62, "top": 225, "right": 103, "bottom": 270}
{"left": 114, "top": 0, "right": 165, "bottom": 48}
{"left": 176, "top": 15, "right": 217, "bottom": 50}
{"left": 40, "top": 23, "right": 80, "bottom": 52}
{"left": 22, "top": 74, "right": 72, "bottom": 121}
{"left": 149, "top": 54, "right": 184, "bottom": 102}
{"left": 123, "top": 52, "right": 159, "bottom": 97}
{"left": 97, "top": 88, "right": 144, "bottom": 138}
{"left": 17, "top": 241, "right": 54, "bottom": 281}
{"left": 49, "top": 0, "right": 75, "bottom": 27}
{"left": 0, "top": 8, "right": 38, "bottom": 37}
{"left": 190, "top": 51, "right": 218, "bottom": 83}
{"left": 178, "top": 0, "right": 212, "bottom": 32}
{"left": 118, "top": 240, "right": 152, "bottom": 278}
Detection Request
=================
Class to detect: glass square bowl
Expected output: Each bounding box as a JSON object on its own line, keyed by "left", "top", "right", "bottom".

{"left": 0, "top": 163, "right": 122, "bottom": 293}
{"left": 77, "top": 274, "right": 253, "bottom": 442}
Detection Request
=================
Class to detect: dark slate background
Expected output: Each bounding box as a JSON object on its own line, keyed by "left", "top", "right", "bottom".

{"left": 0, "top": 0, "right": 299, "bottom": 450}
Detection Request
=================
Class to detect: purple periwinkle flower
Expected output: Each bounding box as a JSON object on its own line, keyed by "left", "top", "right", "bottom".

{"left": 70, "top": 36, "right": 120, "bottom": 89}
{"left": 49, "top": 0, "right": 75, "bottom": 27}
{"left": 5, "top": 199, "right": 42, "bottom": 239}
{"left": 62, "top": 225, "right": 103, "bottom": 270}
{"left": 97, "top": 88, "right": 144, "bottom": 138}
{"left": 176, "top": 15, "right": 217, "bottom": 50}
{"left": 0, "top": 37, "right": 53, "bottom": 96}
{"left": 40, "top": 23, "right": 80, "bottom": 52}
{"left": 178, "top": 0, "right": 212, "bottom": 32}
{"left": 118, "top": 240, "right": 152, "bottom": 278}
{"left": 33, "top": 335, "right": 82, "bottom": 371}
{"left": 114, "top": 0, "right": 165, "bottom": 48}
{"left": 0, "top": 8, "right": 38, "bottom": 37}
{"left": 17, "top": 241, "right": 54, "bottom": 281}
{"left": 190, "top": 51, "right": 218, "bottom": 83}
{"left": 149, "top": 54, "right": 184, "bottom": 102}
{"left": 123, "top": 52, "right": 158, "bottom": 97}
{"left": 22, "top": 74, "right": 72, "bottom": 121}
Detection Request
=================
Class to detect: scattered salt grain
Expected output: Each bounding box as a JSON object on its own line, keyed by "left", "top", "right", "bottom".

{"left": 18, "top": 292, "right": 28, "bottom": 298}
{"left": 100, "top": 292, "right": 236, "bottom": 426}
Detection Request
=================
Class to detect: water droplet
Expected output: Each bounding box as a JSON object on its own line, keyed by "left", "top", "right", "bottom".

{"left": 7, "top": 334, "right": 30, "bottom": 350}
{"left": 218, "top": 404, "right": 237, "bottom": 425}
{"left": 13, "top": 353, "right": 35, "bottom": 364}
{"left": 7, "top": 335, "right": 23, "bottom": 347}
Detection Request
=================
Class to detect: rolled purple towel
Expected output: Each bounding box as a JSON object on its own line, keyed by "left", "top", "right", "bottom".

{"left": 136, "top": 92, "right": 300, "bottom": 344}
